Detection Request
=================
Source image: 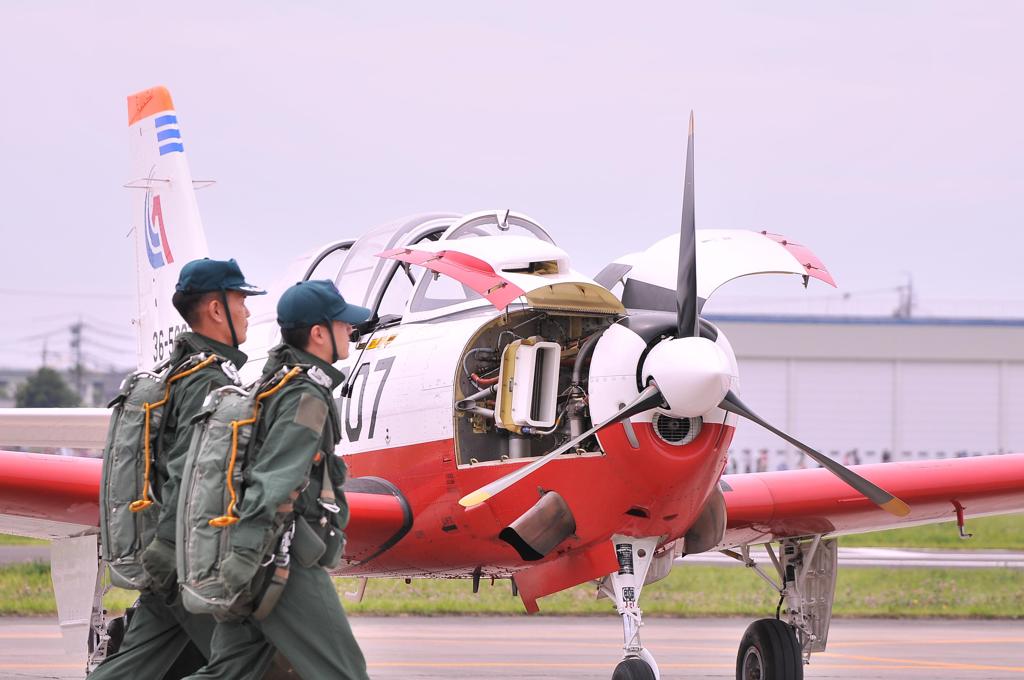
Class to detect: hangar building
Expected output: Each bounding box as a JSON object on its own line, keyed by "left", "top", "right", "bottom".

{"left": 709, "top": 315, "right": 1024, "bottom": 473}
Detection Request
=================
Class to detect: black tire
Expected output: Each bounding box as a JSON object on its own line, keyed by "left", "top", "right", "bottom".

{"left": 612, "top": 656, "right": 656, "bottom": 680}
{"left": 736, "top": 618, "right": 803, "bottom": 680}
{"left": 104, "top": 614, "right": 127, "bottom": 655}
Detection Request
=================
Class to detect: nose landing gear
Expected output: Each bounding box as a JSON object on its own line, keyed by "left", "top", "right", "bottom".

{"left": 599, "top": 535, "right": 662, "bottom": 680}
{"left": 613, "top": 655, "right": 657, "bottom": 680}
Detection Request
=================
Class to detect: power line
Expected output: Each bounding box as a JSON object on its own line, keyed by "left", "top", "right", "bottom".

{"left": 81, "top": 323, "right": 135, "bottom": 344}
{"left": 0, "top": 287, "right": 131, "bottom": 300}
{"left": 80, "top": 323, "right": 134, "bottom": 346}
{"left": 6, "top": 327, "right": 71, "bottom": 344}
{"left": 3, "top": 321, "right": 134, "bottom": 347}
{"left": 80, "top": 337, "right": 134, "bottom": 355}
{"left": 80, "top": 352, "right": 133, "bottom": 371}
{"left": 82, "top": 315, "right": 135, "bottom": 338}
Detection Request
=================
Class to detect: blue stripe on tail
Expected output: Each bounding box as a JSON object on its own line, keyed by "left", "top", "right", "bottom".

{"left": 159, "top": 142, "right": 184, "bottom": 155}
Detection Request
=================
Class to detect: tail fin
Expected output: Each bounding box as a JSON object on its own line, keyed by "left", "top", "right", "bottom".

{"left": 127, "top": 86, "right": 209, "bottom": 368}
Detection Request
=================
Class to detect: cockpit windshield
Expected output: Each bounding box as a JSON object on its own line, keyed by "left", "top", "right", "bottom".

{"left": 334, "top": 214, "right": 455, "bottom": 309}
{"left": 336, "top": 211, "right": 560, "bottom": 323}
{"left": 404, "top": 211, "right": 559, "bottom": 317}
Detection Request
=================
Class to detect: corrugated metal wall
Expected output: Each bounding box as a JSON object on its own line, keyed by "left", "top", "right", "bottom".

{"left": 713, "top": 317, "right": 1024, "bottom": 472}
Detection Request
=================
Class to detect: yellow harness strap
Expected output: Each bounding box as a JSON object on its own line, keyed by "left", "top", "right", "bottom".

{"left": 130, "top": 356, "right": 219, "bottom": 513}
{"left": 209, "top": 367, "right": 303, "bottom": 527}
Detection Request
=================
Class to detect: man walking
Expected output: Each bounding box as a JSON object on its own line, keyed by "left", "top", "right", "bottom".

{"left": 186, "top": 279, "right": 370, "bottom": 680}
{"left": 92, "top": 258, "right": 265, "bottom": 679}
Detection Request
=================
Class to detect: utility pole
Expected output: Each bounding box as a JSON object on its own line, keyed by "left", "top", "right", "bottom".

{"left": 70, "top": 320, "right": 84, "bottom": 401}
{"left": 894, "top": 274, "right": 914, "bottom": 319}
{"left": 41, "top": 339, "right": 49, "bottom": 367}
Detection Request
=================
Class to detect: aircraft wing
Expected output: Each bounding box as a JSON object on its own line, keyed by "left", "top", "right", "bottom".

{"left": 717, "top": 453, "right": 1024, "bottom": 549}
{"left": 0, "top": 450, "right": 102, "bottom": 539}
{"left": 0, "top": 449, "right": 412, "bottom": 562}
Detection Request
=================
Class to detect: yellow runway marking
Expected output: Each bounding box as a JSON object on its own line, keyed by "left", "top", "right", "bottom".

{"left": 367, "top": 660, "right": 1020, "bottom": 672}
{"left": 366, "top": 631, "right": 1024, "bottom": 672}
{"left": 821, "top": 651, "right": 1024, "bottom": 673}
{"left": 0, "top": 632, "right": 61, "bottom": 639}
{"left": 828, "top": 637, "right": 1024, "bottom": 648}
{"left": 370, "top": 661, "right": 733, "bottom": 669}
{"left": 370, "top": 635, "right": 735, "bottom": 653}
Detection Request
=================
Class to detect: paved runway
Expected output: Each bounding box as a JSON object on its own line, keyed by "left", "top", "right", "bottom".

{"left": 3, "top": 616, "right": 1022, "bottom": 679}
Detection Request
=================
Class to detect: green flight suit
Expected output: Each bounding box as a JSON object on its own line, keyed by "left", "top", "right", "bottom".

{"left": 90, "top": 332, "right": 244, "bottom": 679}
{"left": 183, "top": 343, "right": 369, "bottom": 680}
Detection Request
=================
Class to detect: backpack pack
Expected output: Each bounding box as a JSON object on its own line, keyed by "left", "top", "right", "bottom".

{"left": 178, "top": 365, "right": 324, "bottom": 621}
{"left": 99, "top": 353, "right": 223, "bottom": 590}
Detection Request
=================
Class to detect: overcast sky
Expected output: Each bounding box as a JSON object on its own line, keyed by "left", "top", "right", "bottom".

{"left": 1, "top": 2, "right": 1022, "bottom": 369}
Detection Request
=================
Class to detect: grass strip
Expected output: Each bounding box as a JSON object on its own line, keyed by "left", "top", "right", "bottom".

{"left": 840, "top": 512, "right": 1024, "bottom": 550}
{"left": 0, "top": 561, "right": 1018, "bottom": 618}
{"left": 0, "top": 562, "right": 136, "bottom": 616}
{"left": 335, "top": 565, "right": 1024, "bottom": 619}
{"left": 1, "top": 511, "right": 1019, "bottom": 617}
{"left": 0, "top": 535, "right": 47, "bottom": 546}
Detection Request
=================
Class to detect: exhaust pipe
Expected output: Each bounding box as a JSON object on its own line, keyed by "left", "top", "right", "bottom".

{"left": 499, "top": 492, "right": 575, "bottom": 561}
{"left": 682, "top": 486, "right": 727, "bottom": 555}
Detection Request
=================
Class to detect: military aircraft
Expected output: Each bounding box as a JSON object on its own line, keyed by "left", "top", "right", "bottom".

{"left": 1, "top": 86, "right": 1022, "bottom": 680}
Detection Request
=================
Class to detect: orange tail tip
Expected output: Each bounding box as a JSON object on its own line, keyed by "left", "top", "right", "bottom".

{"left": 209, "top": 516, "right": 239, "bottom": 528}
{"left": 128, "top": 86, "right": 175, "bottom": 126}
{"left": 129, "top": 499, "right": 154, "bottom": 512}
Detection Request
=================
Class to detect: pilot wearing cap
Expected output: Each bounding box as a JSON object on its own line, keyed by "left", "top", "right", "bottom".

{"left": 92, "top": 258, "right": 266, "bottom": 679}
{"left": 186, "top": 279, "right": 371, "bottom": 680}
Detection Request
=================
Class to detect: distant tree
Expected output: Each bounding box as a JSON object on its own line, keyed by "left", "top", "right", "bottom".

{"left": 15, "top": 368, "right": 80, "bottom": 407}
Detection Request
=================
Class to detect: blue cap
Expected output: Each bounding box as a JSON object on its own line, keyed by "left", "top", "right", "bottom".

{"left": 175, "top": 258, "right": 266, "bottom": 296}
{"left": 277, "top": 280, "right": 372, "bottom": 329}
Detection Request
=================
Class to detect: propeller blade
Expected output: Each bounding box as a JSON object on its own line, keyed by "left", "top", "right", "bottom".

{"left": 718, "top": 390, "right": 910, "bottom": 517}
{"left": 676, "top": 111, "right": 698, "bottom": 339}
{"left": 459, "top": 384, "right": 665, "bottom": 508}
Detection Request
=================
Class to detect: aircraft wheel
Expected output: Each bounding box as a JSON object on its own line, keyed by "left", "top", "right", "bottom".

{"left": 104, "top": 614, "right": 127, "bottom": 655}
{"left": 612, "top": 656, "right": 656, "bottom": 680}
{"left": 736, "top": 618, "right": 803, "bottom": 680}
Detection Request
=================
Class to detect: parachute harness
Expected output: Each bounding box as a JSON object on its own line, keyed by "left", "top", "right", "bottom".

{"left": 130, "top": 355, "right": 219, "bottom": 513}
{"left": 209, "top": 366, "right": 303, "bottom": 527}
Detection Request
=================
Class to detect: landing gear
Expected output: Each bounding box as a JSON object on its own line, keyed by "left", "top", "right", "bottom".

{"left": 727, "top": 536, "right": 838, "bottom": 679}
{"left": 736, "top": 618, "right": 803, "bottom": 680}
{"left": 613, "top": 656, "right": 657, "bottom": 680}
{"left": 103, "top": 612, "right": 127, "bottom": 655}
{"left": 598, "top": 535, "right": 661, "bottom": 680}
{"left": 86, "top": 579, "right": 117, "bottom": 669}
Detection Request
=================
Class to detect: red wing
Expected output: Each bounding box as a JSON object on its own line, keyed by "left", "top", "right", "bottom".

{"left": 0, "top": 450, "right": 101, "bottom": 539}
{"left": 720, "top": 453, "right": 1024, "bottom": 547}
{"left": 0, "top": 450, "right": 412, "bottom": 561}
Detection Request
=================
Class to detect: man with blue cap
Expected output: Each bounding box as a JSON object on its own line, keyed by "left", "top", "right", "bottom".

{"left": 185, "top": 279, "right": 371, "bottom": 680}
{"left": 92, "top": 258, "right": 267, "bottom": 679}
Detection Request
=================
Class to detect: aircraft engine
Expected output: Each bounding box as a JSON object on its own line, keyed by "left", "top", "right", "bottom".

{"left": 458, "top": 113, "right": 910, "bottom": 517}
{"left": 453, "top": 310, "right": 617, "bottom": 467}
